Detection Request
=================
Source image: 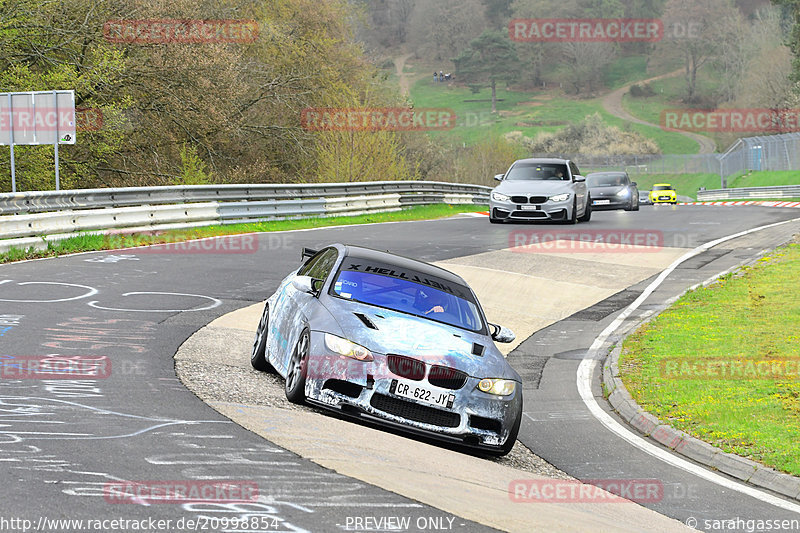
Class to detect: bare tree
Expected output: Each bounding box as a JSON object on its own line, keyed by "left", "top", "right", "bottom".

{"left": 656, "top": 0, "right": 742, "bottom": 103}
{"left": 561, "top": 42, "right": 616, "bottom": 94}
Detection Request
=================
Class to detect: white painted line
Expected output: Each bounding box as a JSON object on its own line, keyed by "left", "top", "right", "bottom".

{"left": 577, "top": 215, "right": 800, "bottom": 513}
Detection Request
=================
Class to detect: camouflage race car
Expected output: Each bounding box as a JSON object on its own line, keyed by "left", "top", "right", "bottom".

{"left": 251, "top": 244, "right": 523, "bottom": 455}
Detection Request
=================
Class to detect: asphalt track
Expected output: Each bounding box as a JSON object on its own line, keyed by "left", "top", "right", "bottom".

{"left": 1, "top": 204, "right": 799, "bottom": 532}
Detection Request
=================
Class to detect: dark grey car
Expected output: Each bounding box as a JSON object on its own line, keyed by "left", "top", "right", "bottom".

{"left": 586, "top": 171, "right": 639, "bottom": 211}
{"left": 251, "top": 244, "right": 523, "bottom": 455}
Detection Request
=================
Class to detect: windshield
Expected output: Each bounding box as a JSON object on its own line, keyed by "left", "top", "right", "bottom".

{"left": 331, "top": 262, "right": 484, "bottom": 333}
{"left": 588, "top": 174, "right": 627, "bottom": 187}
{"left": 505, "top": 162, "right": 569, "bottom": 181}
{"left": 653, "top": 185, "right": 673, "bottom": 191}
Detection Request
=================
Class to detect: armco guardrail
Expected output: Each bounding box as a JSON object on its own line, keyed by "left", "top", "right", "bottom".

{"left": 0, "top": 181, "right": 490, "bottom": 252}
{"left": 697, "top": 184, "right": 800, "bottom": 201}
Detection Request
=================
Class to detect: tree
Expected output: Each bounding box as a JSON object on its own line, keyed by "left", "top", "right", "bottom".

{"left": 453, "top": 30, "right": 521, "bottom": 113}
{"left": 655, "top": 0, "right": 741, "bottom": 103}
{"left": 408, "top": 0, "right": 488, "bottom": 61}
{"left": 772, "top": 0, "right": 800, "bottom": 82}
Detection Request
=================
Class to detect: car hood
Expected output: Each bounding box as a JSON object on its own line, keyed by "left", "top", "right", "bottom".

{"left": 322, "top": 299, "right": 520, "bottom": 381}
{"left": 589, "top": 185, "right": 625, "bottom": 197}
{"left": 494, "top": 180, "right": 572, "bottom": 195}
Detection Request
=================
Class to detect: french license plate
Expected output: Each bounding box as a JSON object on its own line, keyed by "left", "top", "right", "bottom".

{"left": 519, "top": 205, "right": 540, "bottom": 211}
{"left": 593, "top": 199, "right": 611, "bottom": 205}
{"left": 391, "top": 379, "right": 455, "bottom": 409}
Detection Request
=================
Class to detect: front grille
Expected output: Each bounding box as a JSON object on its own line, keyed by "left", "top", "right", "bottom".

{"left": 428, "top": 365, "right": 468, "bottom": 390}
{"left": 511, "top": 195, "right": 548, "bottom": 204}
{"left": 515, "top": 210, "right": 546, "bottom": 217}
{"left": 370, "top": 394, "right": 461, "bottom": 428}
{"left": 387, "top": 355, "right": 425, "bottom": 381}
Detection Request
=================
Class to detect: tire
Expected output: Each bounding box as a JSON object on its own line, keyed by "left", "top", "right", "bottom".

{"left": 578, "top": 196, "right": 592, "bottom": 222}
{"left": 285, "top": 328, "right": 310, "bottom": 404}
{"left": 251, "top": 304, "right": 274, "bottom": 372}
{"left": 489, "top": 215, "right": 501, "bottom": 224}
{"left": 632, "top": 198, "right": 640, "bottom": 211}
{"left": 625, "top": 197, "right": 634, "bottom": 211}
{"left": 566, "top": 198, "right": 578, "bottom": 224}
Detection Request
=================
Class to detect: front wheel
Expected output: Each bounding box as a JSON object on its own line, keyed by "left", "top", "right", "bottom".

{"left": 285, "top": 328, "right": 310, "bottom": 404}
{"left": 251, "top": 304, "right": 274, "bottom": 372}
{"left": 565, "top": 198, "right": 578, "bottom": 224}
{"left": 578, "top": 196, "right": 592, "bottom": 222}
{"left": 492, "top": 398, "right": 523, "bottom": 457}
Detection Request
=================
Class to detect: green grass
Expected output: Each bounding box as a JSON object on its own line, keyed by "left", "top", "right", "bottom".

{"left": 0, "top": 204, "right": 486, "bottom": 264}
{"left": 602, "top": 56, "right": 649, "bottom": 90}
{"left": 409, "top": 78, "right": 700, "bottom": 154}
{"left": 620, "top": 243, "right": 800, "bottom": 476}
{"left": 626, "top": 173, "right": 724, "bottom": 199}
{"left": 728, "top": 171, "right": 800, "bottom": 188}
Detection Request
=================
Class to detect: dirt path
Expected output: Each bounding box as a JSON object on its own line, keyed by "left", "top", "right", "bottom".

{"left": 394, "top": 53, "right": 413, "bottom": 98}
{"left": 602, "top": 70, "right": 717, "bottom": 154}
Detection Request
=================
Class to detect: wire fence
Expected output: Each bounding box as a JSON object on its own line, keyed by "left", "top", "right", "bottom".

{"left": 537, "top": 132, "right": 800, "bottom": 187}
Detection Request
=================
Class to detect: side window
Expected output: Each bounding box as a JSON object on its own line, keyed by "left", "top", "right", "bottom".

{"left": 306, "top": 248, "right": 339, "bottom": 281}
{"left": 298, "top": 251, "right": 324, "bottom": 276}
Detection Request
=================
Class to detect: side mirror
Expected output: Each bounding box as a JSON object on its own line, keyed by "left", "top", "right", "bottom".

{"left": 494, "top": 174, "right": 504, "bottom": 181}
{"left": 630, "top": 181, "right": 637, "bottom": 187}
{"left": 301, "top": 248, "right": 319, "bottom": 260}
{"left": 292, "top": 275, "right": 322, "bottom": 296}
{"left": 489, "top": 323, "right": 515, "bottom": 343}
{"left": 573, "top": 175, "right": 586, "bottom": 183}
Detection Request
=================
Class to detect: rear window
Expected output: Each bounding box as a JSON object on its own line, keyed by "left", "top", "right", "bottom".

{"left": 652, "top": 185, "right": 673, "bottom": 191}
{"left": 588, "top": 174, "right": 628, "bottom": 187}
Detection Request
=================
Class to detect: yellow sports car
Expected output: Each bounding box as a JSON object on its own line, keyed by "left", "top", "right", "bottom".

{"left": 649, "top": 184, "right": 677, "bottom": 204}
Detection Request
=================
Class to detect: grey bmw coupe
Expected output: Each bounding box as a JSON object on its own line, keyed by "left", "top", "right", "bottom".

{"left": 489, "top": 157, "right": 592, "bottom": 224}
{"left": 251, "top": 244, "right": 523, "bottom": 455}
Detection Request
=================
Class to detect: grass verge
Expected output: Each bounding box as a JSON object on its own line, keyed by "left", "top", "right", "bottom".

{"left": 409, "top": 78, "right": 700, "bottom": 153}
{"left": 620, "top": 241, "right": 800, "bottom": 476}
{"left": 0, "top": 204, "right": 486, "bottom": 264}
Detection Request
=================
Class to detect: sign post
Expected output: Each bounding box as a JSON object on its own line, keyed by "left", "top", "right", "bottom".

{"left": 0, "top": 90, "right": 76, "bottom": 192}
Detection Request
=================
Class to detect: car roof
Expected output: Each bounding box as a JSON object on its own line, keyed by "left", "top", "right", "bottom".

{"left": 342, "top": 244, "right": 469, "bottom": 286}
{"left": 512, "top": 157, "right": 570, "bottom": 165}
{"left": 586, "top": 171, "right": 628, "bottom": 176}
{"left": 653, "top": 183, "right": 673, "bottom": 186}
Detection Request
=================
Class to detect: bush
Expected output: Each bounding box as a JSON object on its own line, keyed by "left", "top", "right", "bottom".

{"left": 511, "top": 113, "right": 660, "bottom": 156}
{"left": 629, "top": 83, "right": 655, "bottom": 98}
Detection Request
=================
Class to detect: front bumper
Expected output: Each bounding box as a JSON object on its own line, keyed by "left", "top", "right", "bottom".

{"left": 650, "top": 194, "right": 676, "bottom": 204}
{"left": 590, "top": 197, "right": 630, "bottom": 210}
{"left": 304, "top": 333, "right": 522, "bottom": 451}
{"left": 490, "top": 197, "right": 572, "bottom": 222}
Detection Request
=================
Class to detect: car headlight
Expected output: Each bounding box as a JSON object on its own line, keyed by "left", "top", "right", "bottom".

{"left": 491, "top": 192, "right": 510, "bottom": 202}
{"left": 477, "top": 378, "right": 516, "bottom": 396}
{"left": 616, "top": 189, "right": 629, "bottom": 197}
{"left": 324, "top": 333, "right": 373, "bottom": 361}
{"left": 549, "top": 193, "right": 570, "bottom": 202}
